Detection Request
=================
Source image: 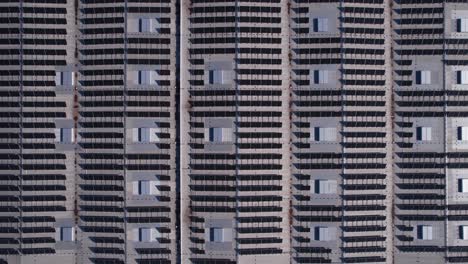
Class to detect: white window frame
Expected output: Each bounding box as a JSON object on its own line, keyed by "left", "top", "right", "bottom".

{"left": 312, "top": 127, "right": 336, "bottom": 142}
{"left": 417, "top": 225, "right": 433, "bottom": 240}
{"left": 416, "top": 127, "right": 432, "bottom": 141}
{"left": 415, "top": 70, "right": 431, "bottom": 85}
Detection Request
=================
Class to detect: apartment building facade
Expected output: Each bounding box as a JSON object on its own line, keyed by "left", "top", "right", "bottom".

{"left": 2, "top": 0, "right": 468, "bottom": 264}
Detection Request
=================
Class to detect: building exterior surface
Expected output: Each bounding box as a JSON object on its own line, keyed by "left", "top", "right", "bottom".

{"left": 3, "top": 0, "right": 468, "bottom": 264}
